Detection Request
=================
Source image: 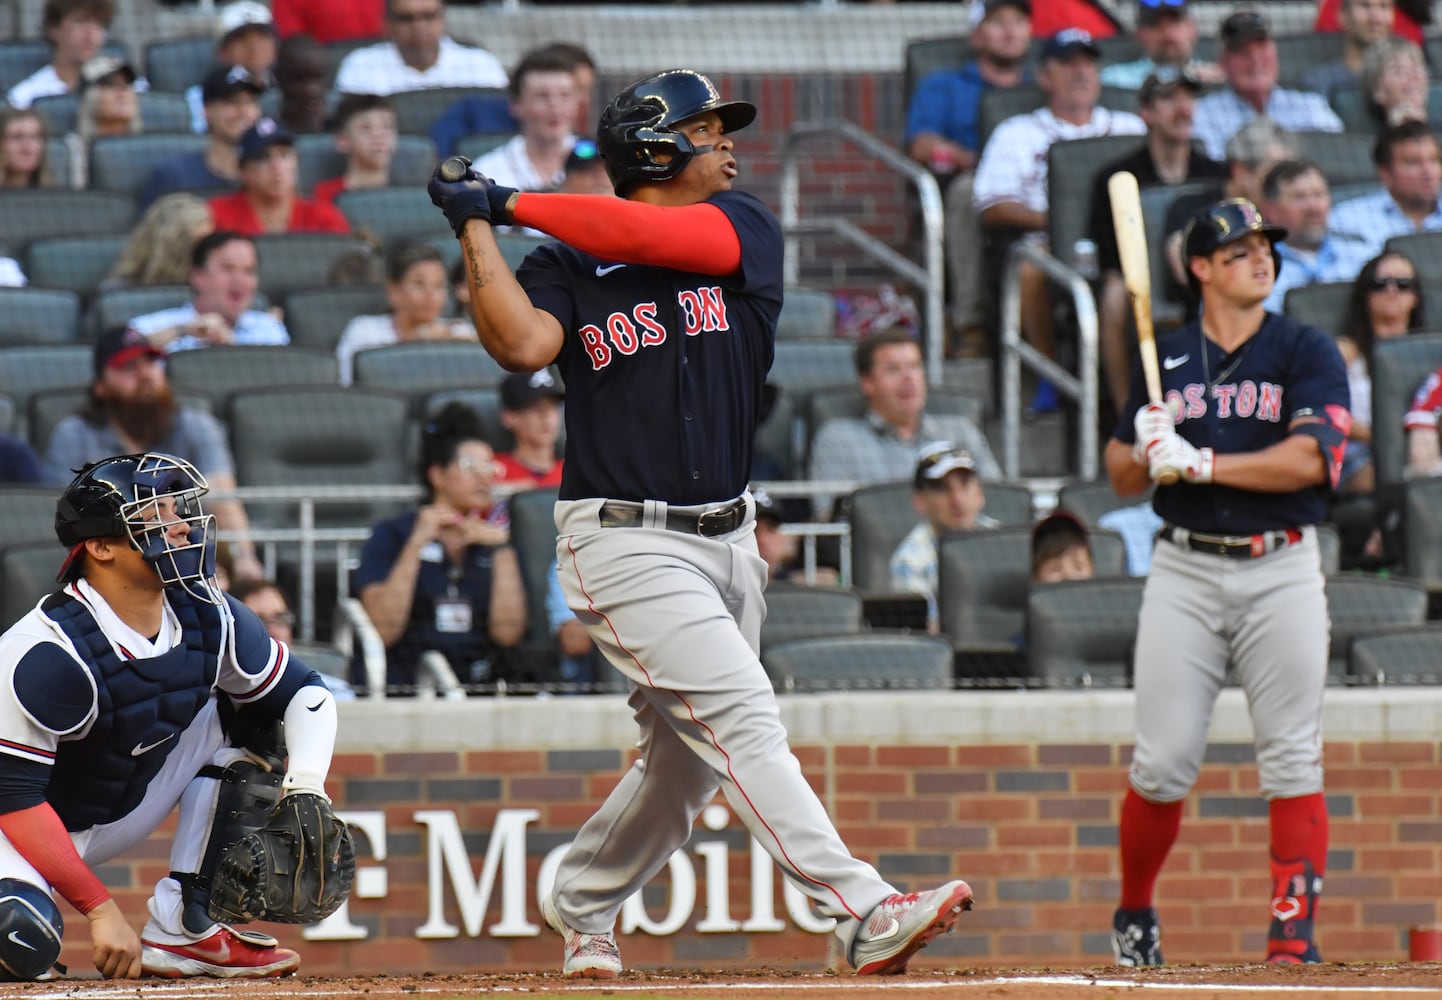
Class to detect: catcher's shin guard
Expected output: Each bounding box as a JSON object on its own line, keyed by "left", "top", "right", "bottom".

{"left": 1267, "top": 854, "right": 1322, "bottom": 963}
{"left": 0, "top": 879, "right": 63, "bottom": 981}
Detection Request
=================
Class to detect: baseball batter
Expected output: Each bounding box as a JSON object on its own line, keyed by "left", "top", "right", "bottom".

{"left": 428, "top": 68, "right": 971, "bottom": 979}
{"left": 1106, "top": 199, "right": 1350, "bottom": 966}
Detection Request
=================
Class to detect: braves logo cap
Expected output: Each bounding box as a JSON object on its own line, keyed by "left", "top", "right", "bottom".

{"left": 237, "top": 116, "right": 294, "bottom": 163}
{"left": 500, "top": 369, "right": 566, "bottom": 410}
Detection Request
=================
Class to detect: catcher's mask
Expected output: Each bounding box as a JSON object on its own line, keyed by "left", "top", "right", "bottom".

{"left": 55, "top": 452, "right": 220, "bottom": 604}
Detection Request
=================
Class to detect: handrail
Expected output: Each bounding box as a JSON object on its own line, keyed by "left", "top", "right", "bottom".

{"left": 779, "top": 118, "right": 946, "bottom": 386}
{"left": 997, "top": 242, "right": 1100, "bottom": 480}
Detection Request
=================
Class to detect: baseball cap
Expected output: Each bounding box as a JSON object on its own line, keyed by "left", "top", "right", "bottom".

{"left": 78, "top": 54, "right": 136, "bottom": 93}
{"left": 913, "top": 443, "right": 977, "bottom": 491}
{"left": 1031, "top": 509, "right": 1089, "bottom": 547}
{"left": 500, "top": 369, "right": 565, "bottom": 410}
{"left": 1136, "top": 0, "right": 1188, "bottom": 27}
{"left": 1139, "top": 64, "right": 1204, "bottom": 104}
{"left": 1219, "top": 10, "right": 1270, "bottom": 51}
{"left": 752, "top": 488, "right": 784, "bottom": 526}
{"left": 1041, "top": 28, "right": 1102, "bottom": 63}
{"left": 236, "top": 117, "right": 294, "bottom": 164}
{"left": 202, "top": 63, "right": 265, "bottom": 104}
{"left": 216, "top": 0, "right": 274, "bottom": 43}
{"left": 94, "top": 326, "right": 163, "bottom": 377}
{"left": 977, "top": 0, "right": 1031, "bottom": 19}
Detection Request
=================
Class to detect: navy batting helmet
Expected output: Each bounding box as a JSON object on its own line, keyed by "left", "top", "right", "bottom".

{"left": 1182, "top": 197, "right": 1287, "bottom": 295}
{"left": 597, "top": 69, "right": 756, "bottom": 194}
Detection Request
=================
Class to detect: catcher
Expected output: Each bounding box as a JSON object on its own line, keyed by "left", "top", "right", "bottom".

{"left": 0, "top": 453, "right": 353, "bottom": 981}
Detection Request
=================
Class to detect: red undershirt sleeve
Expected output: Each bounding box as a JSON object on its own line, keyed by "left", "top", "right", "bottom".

{"left": 509, "top": 195, "right": 743, "bottom": 276}
{"left": 0, "top": 804, "right": 110, "bottom": 914}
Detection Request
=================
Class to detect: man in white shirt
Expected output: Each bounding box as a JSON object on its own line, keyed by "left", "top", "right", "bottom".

{"left": 6, "top": 0, "right": 112, "bottom": 109}
{"left": 1330, "top": 119, "right": 1442, "bottom": 258}
{"left": 333, "top": 0, "right": 506, "bottom": 97}
{"left": 126, "top": 232, "right": 289, "bottom": 352}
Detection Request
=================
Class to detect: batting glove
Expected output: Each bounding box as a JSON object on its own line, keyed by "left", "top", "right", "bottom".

{"left": 1149, "top": 435, "right": 1214, "bottom": 484}
{"left": 1131, "top": 401, "right": 1175, "bottom": 464}
{"left": 427, "top": 158, "right": 519, "bottom": 234}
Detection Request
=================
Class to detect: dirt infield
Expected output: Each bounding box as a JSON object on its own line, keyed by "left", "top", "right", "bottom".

{"left": 5, "top": 964, "right": 1442, "bottom": 998}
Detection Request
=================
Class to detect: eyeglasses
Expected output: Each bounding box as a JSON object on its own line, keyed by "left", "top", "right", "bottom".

{"left": 454, "top": 456, "right": 492, "bottom": 473}
{"left": 389, "top": 8, "right": 441, "bottom": 24}
{"left": 1368, "top": 275, "right": 1418, "bottom": 292}
{"left": 259, "top": 611, "right": 295, "bottom": 627}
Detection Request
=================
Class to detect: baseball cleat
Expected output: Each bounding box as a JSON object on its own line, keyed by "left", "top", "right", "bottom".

{"left": 141, "top": 925, "right": 300, "bottom": 978}
{"left": 1112, "top": 906, "right": 1164, "bottom": 967}
{"left": 851, "top": 879, "right": 973, "bottom": 975}
{"left": 540, "top": 892, "right": 623, "bottom": 979}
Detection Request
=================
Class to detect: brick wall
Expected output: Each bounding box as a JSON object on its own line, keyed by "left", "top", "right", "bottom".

{"left": 62, "top": 732, "right": 1440, "bottom": 976}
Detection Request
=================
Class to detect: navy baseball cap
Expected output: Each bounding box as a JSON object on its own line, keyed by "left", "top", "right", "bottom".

{"left": 1041, "top": 28, "right": 1102, "bottom": 63}
{"left": 202, "top": 63, "right": 265, "bottom": 104}
{"left": 500, "top": 370, "right": 565, "bottom": 410}
{"left": 94, "top": 326, "right": 162, "bottom": 377}
{"left": 1220, "top": 10, "right": 1270, "bottom": 51}
{"left": 237, "top": 117, "right": 294, "bottom": 164}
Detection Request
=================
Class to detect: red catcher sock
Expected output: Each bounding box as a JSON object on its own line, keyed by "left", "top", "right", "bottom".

{"left": 1119, "top": 788, "right": 1184, "bottom": 910}
{"left": 1269, "top": 792, "right": 1329, "bottom": 868}
{"left": 1268, "top": 792, "right": 1329, "bottom": 951}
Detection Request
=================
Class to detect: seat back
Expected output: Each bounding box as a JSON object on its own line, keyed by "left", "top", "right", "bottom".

{"left": 1056, "top": 479, "right": 1136, "bottom": 525}
{"left": 777, "top": 288, "right": 837, "bottom": 340}
{"left": 0, "top": 394, "right": 14, "bottom": 438}
{"left": 904, "top": 35, "right": 972, "bottom": 105}
{"left": 1385, "top": 232, "right": 1442, "bottom": 287}
{"left": 1141, "top": 180, "right": 1214, "bottom": 321}
{"left": 937, "top": 527, "right": 1031, "bottom": 646}
{"left": 1371, "top": 333, "right": 1442, "bottom": 489}
{"left": 1325, "top": 573, "right": 1429, "bottom": 676}
{"left": 452, "top": 133, "right": 510, "bottom": 161}
{"left": 253, "top": 233, "right": 367, "bottom": 299}
{"left": 422, "top": 388, "right": 508, "bottom": 452}
{"left": 493, "top": 233, "right": 547, "bottom": 271}
{"left": 0, "top": 345, "right": 91, "bottom": 441}
{"left": 0, "top": 488, "right": 60, "bottom": 552}
{"left": 33, "top": 91, "right": 192, "bottom": 135}
{"left": 143, "top": 36, "right": 215, "bottom": 93}
{"left": 295, "top": 134, "right": 438, "bottom": 193}
{"left": 283, "top": 284, "right": 390, "bottom": 352}
{"left": 88, "top": 134, "right": 209, "bottom": 197}
{"left": 1404, "top": 478, "right": 1442, "bottom": 587}
{"left": 26, "top": 387, "right": 87, "bottom": 453}
{"left": 86, "top": 283, "right": 192, "bottom": 337}
{"left": 760, "top": 583, "right": 865, "bottom": 649}
{"left": 753, "top": 381, "right": 803, "bottom": 480}
{"left": 1282, "top": 281, "right": 1352, "bottom": 338}
{"left": 0, "top": 41, "right": 51, "bottom": 94}
{"left": 761, "top": 632, "right": 953, "bottom": 692}
{"left": 1, "top": 541, "right": 59, "bottom": 631}
{"left": 1025, "top": 576, "right": 1145, "bottom": 685}
{"left": 1048, "top": 135, "right": 1145, "bottom": 267}
{"left": 1273, "top": 31, "right": 1349, "bottom": 88}
{"left": 506, "top": 486, "right": 560, "bottom": 645}
{"left": 388, "top": 87, "right": 503, "bottom": 136}
{"left": 0, "top": 190, "right": 136, "bottom": 246}
{"left": 769, "top": 341, "right": 857, "bottom": 396}
{"left": 351, "top": 341, "right": 510, "bottom": 397}
{"left": 0, "top": 288, "right": 81, "bottom": 346}
{"left": 167, "top": 346, "right": 341, "bottom": 413}
{"left": 24, "top": 234, "right": 128, "bottom": 295}
{"left": 1349, "top": 625, "right": 1442, "bottom": 685}
{"left": 847, "top": 480, "right": 920, "bottom": 593}
{"left": 335, "top": 186, "right": 452, "bottom": 249}
{"left": 1296, "top": 130, "right": 1376, "bottom": 187}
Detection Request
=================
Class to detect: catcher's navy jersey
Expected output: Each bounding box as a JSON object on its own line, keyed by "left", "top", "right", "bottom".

{"left": 517, "top": 189, "right": 782, "bottom": 505}
{"left": 1113, "top": 312, "right": 1350, "bottom": 534}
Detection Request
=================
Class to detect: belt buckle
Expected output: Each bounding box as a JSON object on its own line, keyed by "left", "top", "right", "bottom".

{"left": 696, "top": 507, "right": 734, "bottom": 537}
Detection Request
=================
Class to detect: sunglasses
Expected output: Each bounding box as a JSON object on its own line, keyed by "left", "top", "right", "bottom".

{"left": 1368, "top": 276, "right": 1418, "bottom": 292}
{"left": 1138, "top": 0, "right": 1187, "bottom": 8}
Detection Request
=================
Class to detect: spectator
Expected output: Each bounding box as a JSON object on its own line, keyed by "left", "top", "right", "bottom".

{"left": 889, "top": 444, "right": 998, "bottom": 632}
{"left": 231, "top": 577, "right": 356, "bottom": 699}
{"left": 1337, "top": 251, "right": 1427, "bottom": 491}
{"left": 126, "top": 231, "right": 290, "bottom": 352}
{"left": 973, "top": 28, "right": 1144, "bottom": 391}
{"left": 333, "top": 0, "right": 507, "bottom": 96}
{"left": 1030, "top": 0, "right": 1121, "bottom": 38}
{"left": 208, "top": 117, "right": 351, "bottom": 236}
{"left": 272, "top": 0, "right": 383, "bottom": 45}
{"left": 69, "top": 54, "right": 141, "bottom": 187}
{"left": 1260, "top": 160, "right": 1373, "bottom": 313}
{"left": 354, "top": 402, "right": 525, "bottom": 694}
{"left": 545, "top": 559, "right": 606, "bottom": 692}
{"left": 1098, "top": 501, "right": 1165, "bottom": 575}
{"left": 337, "top": 241, "right": 474, "bottom": 383}
{"left": 753, "top": 487, "right": 835, "bottom": 587}
{"left": 140, "top": 64, "right": 264, "bottom": 211}
{"left": 272, "top": 33, "right": 329, "bottom": 135}
{"left": 1317, "top": 0, "right": 1427, "bottom": 46}
{"left": 1192, "top": 11, "right": 1344, "bottom": 161}
{"left": 495, "top": 370, "right": 564, "bottom": 489}
{"left": 1405, "top": 365, "right": 1442, "bottom": 478}
{"left": 0, "top": 108, "right": 55, "bottom": 188}
{"left": 1303, "top": 0, "right": 1400, "bottom": 97}
{"left": 1359, "top": 38, "right": 1429, "bottom": 131}
{"left": 559, "top": 137, "right": 612, "bottom": 196}
{"left": 473, "top": 47, "right": 580, "bottom": 194}
{"left": 6, "top": 0, "right": 112, "bottom": 109}
{"left": 1030, "top": 509, "right": 1095, "bottom": 583}
{"left": 0, "top": 435, "right": 45, "bottom": 483}
{"left": 904, "top": 0, "right": 1031, "bottom": 349}
{"left": 104, "top": 193, "right": 214, "bottom": 290}
{"left": 312, "top": 94, "right": 399, "bottom": 206}
{"left": 1089, "top": 65, "right": 1226, "bottom": 409}
{"left": 46, "top": 326, "right": 265, "bottom": 579}
{"left": 186, "top": 1, "right": 277, "bottom": 134}
{"left": 1101, "top": 0, "right": 1224, "bottom": 90}
{"left": 1330, "top": 120, "right": 1442, "bottom": 258}
{"left": 327, "top": 243, "right": 385, "bottom": 285}
{"left": 808, "top": 328, "right": 1000, "bottom": 518}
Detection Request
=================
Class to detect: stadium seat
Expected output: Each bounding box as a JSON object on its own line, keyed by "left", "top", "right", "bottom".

{"left": 1, "top": 541, "right": 58, "bottom": 631}
{"left": 1349, "top": 625, "right": 1442, "bottom": 685}
{"left": 506, "top": 486, "right": 561, "bottom": 646}
{"left": 295, "top": 134, "right": 438, "bottom": 194}
{"left": 753, "top": 382, "right": 803, "bottom": 480}
{"left": 86, "top": 283, "right": 191, "bottom": 337}
{"left": 228, "top": 385, "right": 412, "bottom": 532}
{"left": 0, "top": 488, "right": 58, "bottom": 553}
{"left": 1025, "top": 576, "right": 1145, "bottom": 685}
{"left": 1326, "top": 83, "right": 1372, "bottom": 134}
{"left": 284, "top": 284, "right": 390, "bottom": 352}
{"left": 0, "top": 393, "right": 13, "bottom": 437}
{"left": 253, "top": 233, "right": 367, "bottom": 300}
{"left": 762, "top": 632, "right": 954, "bottom": 692}
{"left": 88, "top": 134, "right": 208, "bottom": 198}
{"left": 142, "top": 36, "right": 217, "bottom": 94}
{"left": 1048, "top": 134, "right": 1146, "bottom": 270}
{"left": 0, "top": 41, "right": 51, "bottom": 95}
{"left": 1370, "top": 332, "right": 1442, "bottom": 489}
{"left": 1055, "top": 479, "right": 1137, "bottom": 525}
{"left": 44, "top": 137, "right": 75, "bottom": 189}
{"left": 1274, "top": 32, "right": 1348, "bottom": 88}
{"left": 1325, "top": 573, "right": 1429, "bottom": 676}
{"left": 0, "top": 288, "right": 82, "bottom": 346}
{"left": 493, "top": 233, "right": 547, "bottom": 272}
{"left": 422, "top": 388, "right": 509, "bottom": 453}
{"left": 1316, "top": 522, "right": 1343, "bottom": 577}
{"left": 1141, "top": 180, "right": 1213, "bottom": 325}
{"left": 335, "top": 186, "right": 451, "bottom": 249}
{"left": 769, "top": 341, "right": 857, "bottom": 396}
{"left": 453, "top": 133, "right": 510, "bottom": 162}
{"left": 32, "top": 91, "right": 193, "bottom": 136}
{"left": 24, "top": 235, "right": 128, "bottom": 295}
{"left": 0, "top": 190, "right": 135, "bottom": 246}
{"left": 0, "top": 345, "right": 91, "bottom": 442}
{"left": 1295, "top": 131, "right": 1377, "bottom": 188}
{"left": 1384, "top": 232, "right": 1442, "bottom": 287}
{"left": 26, "top": 387, "right": 88, "bottom": 454}
{"left": 776, "top": 288, "right": 837, "bottom": 340}
{"left": 351, "top": 341, "right": 510, "bottom": 397}
{"left": 1282, "top": 281, "right": 1351, "bottom": 338}
{"left": 167, "top": 346, "right": 341, "bottom": 414}
{"left": 759, "top": 582, "right": 864, "bottom": 650}
{"left": 387, "top": 87, "right": 503, "bottom": 137}
{"left": 935, "top": 527, "right": 1030, "bottom": 648}
{"left": 1404, "top": 477, "right": 1442, "bottom": 588}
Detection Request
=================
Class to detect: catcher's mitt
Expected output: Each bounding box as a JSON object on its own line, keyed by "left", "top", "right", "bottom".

{"left": 208, "top": 792, "right": 355, "bottom": 925}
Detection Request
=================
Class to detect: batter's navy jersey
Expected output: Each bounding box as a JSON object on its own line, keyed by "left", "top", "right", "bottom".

{"left": 1113, "top": 312, "right": 1350, "bottom": 534}
{"left": 517, "top": 189, "right": 782, "bottom": 505}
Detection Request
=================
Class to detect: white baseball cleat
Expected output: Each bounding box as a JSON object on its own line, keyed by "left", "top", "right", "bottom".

{"left": 540, "top": 892, "right": 623, "bottom": 979}
{"left": 850, "top": 879, "right": 974, "bottom": 976}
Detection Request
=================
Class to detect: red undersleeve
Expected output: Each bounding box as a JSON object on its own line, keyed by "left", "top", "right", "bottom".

{"left": 0, "top": 804, "right": 110, "bottom": 914}
{"left": 510, "top": 195, "right": 742, "bottom": 276}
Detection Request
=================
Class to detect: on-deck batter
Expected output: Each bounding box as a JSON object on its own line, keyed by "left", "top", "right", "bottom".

{"left": 427, "top": 67, "right": 972, "bottom": 980}
{"left": 1107, "top": 198, "right": 1350, "bottom": 967}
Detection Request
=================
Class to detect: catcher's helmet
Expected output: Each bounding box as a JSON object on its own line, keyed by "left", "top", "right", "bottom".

{"left": 597, "top": 69, "right": 756, "bottom": 194}
{"left": 1181, "top": 197, "right": 1287, "bottom": 295}
{"left": 55, "top": 452, "right": 219, "bottom": 603}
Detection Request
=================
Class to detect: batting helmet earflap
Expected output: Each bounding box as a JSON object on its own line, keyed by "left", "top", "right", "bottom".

{"left": 597, "top": 69, "right": 756, "bottom": 194}
{"left": 1181, "top": 197, "right": 1287, "bottom": 297}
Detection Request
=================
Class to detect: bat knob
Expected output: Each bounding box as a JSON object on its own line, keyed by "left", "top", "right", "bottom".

{"left": 438, "top": 156, "right": 470, "bottom": 183}
{"left": 1156, "top": 470, "right": 1180, "bottom": 486}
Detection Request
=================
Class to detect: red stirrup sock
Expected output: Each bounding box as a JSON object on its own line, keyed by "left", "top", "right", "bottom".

{"left": 1267, "top": 793, "right": 1328, "bottom": 962}
{"left": 1118, "top": 788, "right": 1184, "bottom": 910}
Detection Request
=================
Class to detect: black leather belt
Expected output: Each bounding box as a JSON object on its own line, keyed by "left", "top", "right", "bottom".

{"left": 598, "top": 497, "right": 749, "bottom": 538}
{"left": 1160, "top": 524, "right": 1304, "bottom": 560}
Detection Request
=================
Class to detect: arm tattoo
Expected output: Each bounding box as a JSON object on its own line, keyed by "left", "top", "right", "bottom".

{"left": 462, "top": 228, "right": 490, "bottom": 291}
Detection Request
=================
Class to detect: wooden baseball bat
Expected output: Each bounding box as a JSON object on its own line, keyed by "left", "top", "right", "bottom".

{"left": 1107, "top": 169, "right": 1177, "bottom": 484}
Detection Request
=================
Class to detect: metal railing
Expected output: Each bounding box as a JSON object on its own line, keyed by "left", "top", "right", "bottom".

{"left": 997, "top": 242, "right": 1101, "bottom": 481}
{"left": 779, "top": 119, "right": 946, "bottom": 386}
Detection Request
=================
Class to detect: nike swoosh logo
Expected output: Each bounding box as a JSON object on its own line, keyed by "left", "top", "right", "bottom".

{"left": 131, "top": 734, "right": 174, "bottom": 756}
{"left": 594, "top": 263, "right": 626, "bottom": 276}
{"left": 8, "top": 931, "right": 35, "bottom": 952}
{"left": 306, "top": 700, "right": 325, "bottom": 712}
{"left": 1163, "top": 354, "right": 1189, "bottom": 370}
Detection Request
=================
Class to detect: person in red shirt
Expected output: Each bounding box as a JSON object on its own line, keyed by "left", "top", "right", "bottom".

{"left": 312, "top": 93, "right": 397, "bottom": 206}
{"left": 1030, "top": 0, "right": 1120, "bottom": 40}
{"left": 271, "top": 0, "right": 383, "bottom": 45}
{"left": 494, "top": 370, "right": 564, "bottom": 489}
{"left": 208, "top": 117, "right": 350, "bottom": 236}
